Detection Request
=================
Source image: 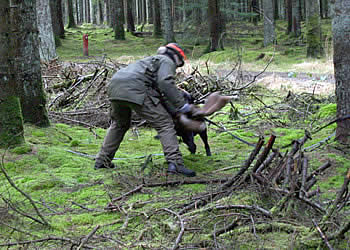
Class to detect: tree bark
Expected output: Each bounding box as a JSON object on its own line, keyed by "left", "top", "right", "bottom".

{"left": 50, "top": 0, "right": 65, "bottom": 41}
{"left": 12, "top": 0, "right": 50, "bottom": 127}
{"left": 111, "top": 0, "right": 125, "bottom": 39}
{"left": 291, "top": 0, "right": 301, "bottom": 37}
{"left": 0, "top": 0, "right": 25, "bottom": 147}
{"left": 152, "top": 0, "right": 162, "bottom": 37}
{"left": 263, "top": 0, "right": 275, "bottom": 46}
{"left": 37, "top": 0, "right": 57, "bottom": 61}
{"left": 162, "top": 0, "right": 176, "bottom": 43}
{"left": 208, "top": 0, "right": 220, "bottom": 51}
{"left": 126, "top": 0, "right": 136, "bottom": 32}
{"left": 332, "top": 0, "right": 350, "bottom": 144}
{"left": 67, "top": 0, "right": 77, "bottom": 28}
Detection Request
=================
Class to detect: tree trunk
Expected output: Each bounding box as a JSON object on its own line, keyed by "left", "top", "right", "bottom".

{"left": 263, "top": 0, "right": 275, "bottom": 46}
{"left": 208, "top": 0, "right": 220, "bottom": 51}
{"left": 111, "top": 0, "right": 125, "bottom": 39}
{"left": 50, "top": 0, "right": 65, "bottom": 41}
{"left": 37, "top": 0, "right": 57, "bottom": 61}
{"left": 0, "top": 0, "right": 25, "bottom": 147}
{"left": 12, "top": 0, "right": 50, "bottom": 127}
{"left": 67, "top": 0, "right": 76, "bottom": 28}
{"left": 305, "top": 0, "right": 323, "bottom": 58}
{"left": 332, "top": 0, "right": 350, "bottom": 144}
{"left": 152, "top": 0, "right": 162, "bottom": 37}
{"left": 162, "top": 0, "right": 176, "bottom": 43}
{"left": 126, "top": 0, "right": 136, "bottom": 32}
{"left": 251, "top": 0, "right": 260, "bottom": 25}
{"left": 291, "top": 0, "right": 301, "bottom": 37}
{"left": 286, "top": 0, "right": 292, "bottom": 34}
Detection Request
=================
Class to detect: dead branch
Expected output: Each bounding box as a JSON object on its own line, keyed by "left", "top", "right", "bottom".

{"left": 163, "top": 208, "right": 185, "bottom": 250}
{"left": 0, "top": 236, "right": 93, "bottom": 249}
{"left": 251, "top": 134, "right": 276, "bottom": 173}
{"left": 321, "top": 169, "right": 350, "bottom": 228}
{"left": 312, "top": 219, "right": 334, "bottom": 250}
{"left": 0, "top": 158, "right": 49, "bottom": 226}
{"left": 77, "top": 225, "right": 100, "bottom": 250}
{"left": 306, "top": 161, "right": 332, "bottom": 182}
{"left": 220, "top": 137, "right": 265, "bottom": 190}
{"left": 112, "top": 184, "right": 144, "bottom": 202}
{"left": 212, "top": 218, "right": 240, "bottom": 237}
{"left": 328, "top": 221, "right": 350, "bottom": 241}
{"left": 143, "top": 178, "right": 228, "bottom": 187}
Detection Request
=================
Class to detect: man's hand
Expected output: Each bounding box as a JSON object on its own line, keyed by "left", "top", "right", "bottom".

{"left": 178, "top": 104, "right": 204, "bottom": 118}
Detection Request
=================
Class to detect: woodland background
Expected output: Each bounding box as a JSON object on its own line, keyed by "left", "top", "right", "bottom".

{"left": 0, "top": 0, "right": 349, "bottom": 249}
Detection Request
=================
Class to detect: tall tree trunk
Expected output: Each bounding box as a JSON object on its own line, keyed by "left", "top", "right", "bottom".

{"left": 0, "top": 0, "right": 25, "bottom": 147}
{"left": 192, "top": 0, "right": 202, "bottom": 25}
{"left": 162, "top": 0, "right": 176, "bottom": 43}
{"left": 11, "top": 0, "right": 50, "bottom": 127}
{"left": 291, "top": 0, "right": 301, "bottom": 37}
{"left": 286, "top": 0, "right": 292, "bottom": 34}
{"left": 208, "top": 0, "right": 220, "bottom": 51}
{"left": 111, "top": 0, "right": 125, "bottom": 39}
{"left": 332, "top": 0, "right": 350, "bottom": 144}
{"left": 126, "top": 0, "right": 136, "bottom": 32}
{"left": 37, "top": 0, "right": 57, "bottom": 61}
{"left": 67, "top": 0, "right": 76, "bottom": 27}
{"left": 263, "top": 0, "right": 275, "bottom": 46}
{"left": 50, "top": 0, "right": 65, "bottom": 41}
{"left": 305, "top": 0, "right": 323, "bottom": 58}
{"left": 152, "top": 0, "right": 162, "bottom": 37}
{"left": 98, "top": 0, "right": 104, "bottom": 24}
{"left": 251, "top": 0, "right": 260, "bottom": 25}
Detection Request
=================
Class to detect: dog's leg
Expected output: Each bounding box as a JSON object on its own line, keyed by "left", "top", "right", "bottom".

{"left": 181, "top": 131, "right": 197, "bottom": 154}
{"left": 199, "top": 129, "right": 211, "bottom": 156}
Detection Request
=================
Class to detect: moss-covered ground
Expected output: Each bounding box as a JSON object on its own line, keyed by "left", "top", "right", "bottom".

{"left": 0, "top": 20, "right": 349, "bottom": 249}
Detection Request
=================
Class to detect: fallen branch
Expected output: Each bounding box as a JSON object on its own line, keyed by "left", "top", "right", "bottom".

{"left": 312, "top": 219, "right": 334, "bottom": 250}
{"left": 163, "top": 208, "right": 185, "bottom": 250}
{"left": 77, "top": 225, "right": 100, "bottom": 250}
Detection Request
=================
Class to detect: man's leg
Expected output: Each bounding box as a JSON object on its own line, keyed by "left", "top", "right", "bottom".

{"left": 95, "top": 101, "right": 132, "bottom": 169}
{"left": 134, "top": 94, "right": 195, "bottom": 176}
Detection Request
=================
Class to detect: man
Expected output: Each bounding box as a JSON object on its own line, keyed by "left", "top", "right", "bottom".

{"left": 94, "top": 43, "right": 198, "bottom": 177}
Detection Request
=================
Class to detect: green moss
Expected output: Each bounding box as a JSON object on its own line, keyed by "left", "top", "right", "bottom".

{"left": 0, "top": 96, "right": 24, "bottom": 147}
{"left": 316, "top": 103, "right": 337, "bottom": 118}
{"left": 9, "top": 144, "right": 32, "bottom": 154}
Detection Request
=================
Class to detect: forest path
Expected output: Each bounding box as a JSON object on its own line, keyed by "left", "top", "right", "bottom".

{"left": 247, "top": 71, "right": 335, "bottom": 95}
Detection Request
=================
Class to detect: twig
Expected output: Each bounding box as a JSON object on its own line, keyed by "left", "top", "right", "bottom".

{"left": 143, "top": 178, "right": 227, "bottom": 187}
{"left": 162, "top": 208, "right": 185, "bottom": 250}
{"left": 0, "top": 236, "right": 93, "bottom": 248}
{"left": 0, "top": 159, "right": 49, "bottom": 226}
{"left": 112, "top": 184, "right": 144, "bottom": 202}
{"left": 204, "top": 118, "right": 256, "bottom": 147}
{"left": 306, "top": 161, "right": 332, "bottom": 182}
{"left": 312, "top": 219, "right": 334, "bottom": 250}
{"left": 77, "top": 225, "right": 100, "bottom": 250}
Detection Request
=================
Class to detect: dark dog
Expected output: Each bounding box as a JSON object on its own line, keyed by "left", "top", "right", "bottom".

{"left": 175, "top": 90, "right": 211, "bottom": 156}
{"left": 154, "top": 91, "right": 211, "bottom": 156}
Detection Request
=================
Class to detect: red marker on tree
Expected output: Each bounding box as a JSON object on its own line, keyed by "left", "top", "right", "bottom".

{"left": 83, "top": 34, "right": 88, "bottom": 56}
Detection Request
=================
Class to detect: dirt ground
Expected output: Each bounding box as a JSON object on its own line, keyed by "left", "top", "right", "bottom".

{"left": 256, "top": 71, "right": 335, "bottom": 95}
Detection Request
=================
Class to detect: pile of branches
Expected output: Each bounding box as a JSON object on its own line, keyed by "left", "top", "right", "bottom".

{"left": 100, "top": 131, "right": 349, "bottom": 249}
{"left": 42, "top": 56, "right": 270, "bottom": 129}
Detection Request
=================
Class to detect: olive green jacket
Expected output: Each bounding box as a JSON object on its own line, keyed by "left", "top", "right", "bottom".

{"left": 107, "top": 55, "right": 186, "bottom": 113}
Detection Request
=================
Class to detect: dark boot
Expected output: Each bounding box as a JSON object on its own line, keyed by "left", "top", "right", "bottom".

{"left": 94, "top": 162, "right": 116, "bottom": 170}
{"left": 167, "top": 163, "right": 196, "bottom": 177}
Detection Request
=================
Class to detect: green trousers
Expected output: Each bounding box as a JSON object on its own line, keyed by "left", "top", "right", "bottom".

{"left": 95, "top": 89, "right": 184, "bottom": 167}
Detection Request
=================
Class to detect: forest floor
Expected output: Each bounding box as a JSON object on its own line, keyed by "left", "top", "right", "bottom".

{"left": 1, "top": 22, "right": 349, "bottom": 249}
